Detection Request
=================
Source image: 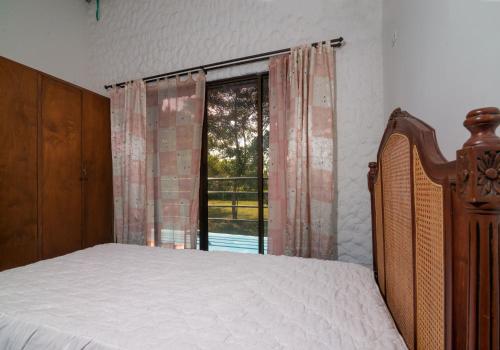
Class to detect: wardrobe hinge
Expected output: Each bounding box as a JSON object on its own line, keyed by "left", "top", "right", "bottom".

{"left": 80, "top": 163, "right": 88, "bottom": 181}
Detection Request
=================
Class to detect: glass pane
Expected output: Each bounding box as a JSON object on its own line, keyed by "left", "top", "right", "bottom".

{"left": 262, "top": 77, "right": 269, "bottom": 246}
{"left": 207, "top": 81, "right": 258, "bottom": 176}
{"left": 206, "top": 81, "right": 260, "bottom": 253}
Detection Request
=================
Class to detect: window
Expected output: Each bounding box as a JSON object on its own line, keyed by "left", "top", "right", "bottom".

{"left": 199, "top": 75, "right": 269, "bottom": 254}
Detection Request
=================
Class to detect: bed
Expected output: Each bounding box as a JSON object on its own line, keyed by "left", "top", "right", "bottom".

{"left": 0, "top": 244, "right": 405, "bottom": 350}
{"left": 368, "top": 107, "right": 500, "bottom": 350}
{"left": 0, "top": 107, "right": 498, "bottom": 350}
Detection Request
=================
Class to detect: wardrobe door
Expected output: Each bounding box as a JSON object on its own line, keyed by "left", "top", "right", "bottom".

{"left": 41, "top": 76, "right": 82, "bottom": 259}
{"left": 82, "top": 91, "right": 113, "bottom": 247}
{"left": 0, "top": 57, "right": 39, "bottom": 271}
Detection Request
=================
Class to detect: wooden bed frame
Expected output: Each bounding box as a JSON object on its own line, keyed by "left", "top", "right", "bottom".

{"left": 368, "top": 107, "right": 500, "bottom": 350}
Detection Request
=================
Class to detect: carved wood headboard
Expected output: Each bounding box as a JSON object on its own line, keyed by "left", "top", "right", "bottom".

{"left": 368, "top": 107, "right": 500, "bottom": 350}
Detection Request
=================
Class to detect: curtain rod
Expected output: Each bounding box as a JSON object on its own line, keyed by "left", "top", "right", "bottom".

{"left": 104, "top": 37, "right": 344, "bottom": 90}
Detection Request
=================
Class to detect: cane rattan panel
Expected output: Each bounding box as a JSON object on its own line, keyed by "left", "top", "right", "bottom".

{"left": 382, "top": 133, "right": 414, "bottom": 349}
{"left": 413, "top": 147, "right": 445, "bottom": 350}
{"left": 374, "top": 174, "right": 386, "bottom": 295}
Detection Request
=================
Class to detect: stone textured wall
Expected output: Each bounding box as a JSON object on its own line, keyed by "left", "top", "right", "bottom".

{"left": 88, "top": 0, "right": 384, "bottom": 266}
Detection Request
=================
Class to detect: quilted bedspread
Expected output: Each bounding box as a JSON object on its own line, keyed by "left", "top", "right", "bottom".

{"left": 0, "top": 244, "right": 406, "bottom": 350}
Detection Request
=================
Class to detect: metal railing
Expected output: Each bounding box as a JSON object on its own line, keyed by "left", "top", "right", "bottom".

{"left": 207, "top": 177, "right": 267, "bottom": 223}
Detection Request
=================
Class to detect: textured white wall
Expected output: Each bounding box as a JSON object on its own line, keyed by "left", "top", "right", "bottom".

{"left": 383, "top": 0, "right": 500, "bottom": 160}
{"left": 88, "top": 0, "right": 384, "bottom": 265}
{"left": 0, "top": 0, "right": 92, "bottom": 91}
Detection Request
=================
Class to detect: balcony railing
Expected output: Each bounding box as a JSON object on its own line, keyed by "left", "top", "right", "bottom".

{"left": 206, "top": 176, "right": 268, "bottom": 254}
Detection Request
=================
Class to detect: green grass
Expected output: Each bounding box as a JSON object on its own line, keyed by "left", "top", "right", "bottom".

{"left": 207, "top": 200, "right": 268, "bottom": 236}
{"left": 208, "top": 200, "right": 268, "bottom": 220}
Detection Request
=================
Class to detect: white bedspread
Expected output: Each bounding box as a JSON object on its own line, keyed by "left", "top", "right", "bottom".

{"left": 0, "top": 244, "right": 406, "bottom": 350}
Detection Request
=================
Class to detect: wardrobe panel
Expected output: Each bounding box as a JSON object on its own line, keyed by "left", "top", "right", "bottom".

{"left": 41, "top": 76, "right": 82, "bottom": 259}
{"left": 83, "top": 91, "right": 113, "bottom": 247}
{"left": 0, "top": 57, "right": 39, "bottom": 271}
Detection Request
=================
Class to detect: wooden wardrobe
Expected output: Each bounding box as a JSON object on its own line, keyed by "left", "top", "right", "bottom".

{"left": 0, "top": 56, "right": 113, "bottom": 271}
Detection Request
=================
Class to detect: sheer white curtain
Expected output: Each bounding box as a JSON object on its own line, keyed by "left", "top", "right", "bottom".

{"left": 268, "top": 44, "right": 337, "bottom": 259}
{"left": 110, "top": 81, "right": 148, "bottom": 245}
{"left": 145, "top": 72, "right": 206, "bottom": 248}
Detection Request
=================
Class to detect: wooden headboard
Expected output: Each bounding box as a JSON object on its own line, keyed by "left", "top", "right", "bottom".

{"left": 368, "top": 107, "right": 500, "bottom": 350}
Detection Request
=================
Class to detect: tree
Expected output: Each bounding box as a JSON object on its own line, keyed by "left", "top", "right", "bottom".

{"left": 206, "top": 80, "right": 270, "bottom": 220}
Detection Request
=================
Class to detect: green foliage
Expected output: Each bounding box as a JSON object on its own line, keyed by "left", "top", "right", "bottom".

{"left": 205, "top": 80, "right": 270, "bottom": 236}
{"left": 207, "top": 154, "right": 232, "bottom": 177}
{"left": 206, "top": 81, "right": 269, "bottom": 179}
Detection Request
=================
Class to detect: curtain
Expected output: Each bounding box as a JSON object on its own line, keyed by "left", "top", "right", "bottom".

{"left": 146, "top": 72, "right": 206, "bottom": 249}
{"left": 268, "top": 44, "right": 337, "bottom": 259}
{"left": 110, "top": 81, "right": 148, "bottom": 245}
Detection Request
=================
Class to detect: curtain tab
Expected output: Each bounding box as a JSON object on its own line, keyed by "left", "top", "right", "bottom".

{"left": 197, "top": 69, "right": 206, "bottom": 79}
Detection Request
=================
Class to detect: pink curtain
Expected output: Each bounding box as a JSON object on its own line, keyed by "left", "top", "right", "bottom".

{"left": 268, "top": 44, "right": 337, "bottom": 259}
{"left": 146, "top": 73, "right": 206, "bottom": 249}
{"left": 110, "top": 81, "right": 148, "bottom": 245}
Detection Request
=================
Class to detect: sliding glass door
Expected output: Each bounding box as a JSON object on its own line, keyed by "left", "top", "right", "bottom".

{"left": 199, "top": 75, "right": 269, "bottom": 254}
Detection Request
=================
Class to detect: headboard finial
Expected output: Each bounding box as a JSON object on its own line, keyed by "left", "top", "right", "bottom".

{"left": 389, "top": 107, "right": 411, "bottom": 121}
{"left": 456, "top": 107, "right": 500, "bottom": 349}
{"left": 463, "top": 107, "right": 500, "bottom": 147}
{"left": 389, "top": 108, "right": 402, "bottom": 120}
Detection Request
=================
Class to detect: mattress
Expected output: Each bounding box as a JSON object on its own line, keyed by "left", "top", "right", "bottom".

{"left": 0, "top": 244, "right": 406, "bottom": 350}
